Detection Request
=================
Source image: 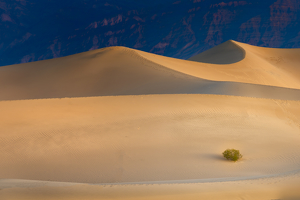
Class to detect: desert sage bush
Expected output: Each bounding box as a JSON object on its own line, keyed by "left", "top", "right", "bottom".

{"left": 222, "top": 149, "right": 242, "bottom": 162}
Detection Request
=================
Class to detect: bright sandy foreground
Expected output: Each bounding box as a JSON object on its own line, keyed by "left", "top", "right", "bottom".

{"left": 1, "top": 40, "right": 300, "bottom": 199}
{"left": 1, "top": 94, "right": 300, "bottom": 199}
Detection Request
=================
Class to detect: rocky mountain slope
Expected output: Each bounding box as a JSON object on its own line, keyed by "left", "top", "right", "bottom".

{"left": 0, "top": 0, "right": 299, "bottom": 66}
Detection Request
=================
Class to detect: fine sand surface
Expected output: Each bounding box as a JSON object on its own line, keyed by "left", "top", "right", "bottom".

{"left": 1, "top": 40, "right": 300, "bottom": 199}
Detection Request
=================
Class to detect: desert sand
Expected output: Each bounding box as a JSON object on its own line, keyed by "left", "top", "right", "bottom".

{"left": 1, "top": 40, "right": 300, "bottom": 199}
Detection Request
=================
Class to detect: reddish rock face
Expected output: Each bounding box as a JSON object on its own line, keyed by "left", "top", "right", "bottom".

{"left": 260, "top": 0, "right": 299, "bottom": 47}
{"left": 0, "top": 0, "right": 299, "bottom": 66}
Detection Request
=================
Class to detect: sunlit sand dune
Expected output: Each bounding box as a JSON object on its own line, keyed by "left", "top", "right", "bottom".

{"left": 141, "top": 40, "right": 300, "bottom": 89}
{"left": 1, "top": 40, "right": 300, "bottom": 199}
{"left": 1, "top": 41, "right": 300, "bottom": 100}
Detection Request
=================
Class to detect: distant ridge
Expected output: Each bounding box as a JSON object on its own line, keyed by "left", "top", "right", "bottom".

{"left": 188, "top": 40, "right": 245, "bottom": 64}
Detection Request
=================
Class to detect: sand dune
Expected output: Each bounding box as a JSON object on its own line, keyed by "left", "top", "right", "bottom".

{"left": 1, "top": 40, "right": 300, "bottom": 199}
{"left": 1, "top": 42, "right": 300, "bottom": 101}
{"left": 141, "top": 40, "right": 300, "bottom": 89}
{"left": 188, "top": 40, "right": 246, "bottom": 64}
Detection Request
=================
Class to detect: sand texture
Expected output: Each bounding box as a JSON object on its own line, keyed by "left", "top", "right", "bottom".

{"left": 1, "top": 40, "right": 300, "bottom": 199}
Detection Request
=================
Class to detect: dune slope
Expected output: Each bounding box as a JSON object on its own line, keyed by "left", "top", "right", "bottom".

{"left": 0, "top": 47, "right": 203, "bottom": 100}
{"left": 1, "top": 42, "right": 300, "bottom": 100}
{"left": 1, "top": 95, "right": 300, "bottom": 183}
{"left": 188, "top": 40, "right": 246, "bottom": 64}
{"left": 144, "top": 40, "right": 300, "bottom": 89}
{"left": 1, "top": 94, "right": 300, "bottom": 199}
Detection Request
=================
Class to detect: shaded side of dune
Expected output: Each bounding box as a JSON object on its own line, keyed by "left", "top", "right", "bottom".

{"left": 188, "top": 40, "right": 245, "bottom": 64}
{"left": 1, "top": 76, "right": 300, "bottom": 101}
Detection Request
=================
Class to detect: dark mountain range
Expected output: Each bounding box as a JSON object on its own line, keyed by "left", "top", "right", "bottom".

{"left": 0, "top": 0, "right": 299, "bottom": 66}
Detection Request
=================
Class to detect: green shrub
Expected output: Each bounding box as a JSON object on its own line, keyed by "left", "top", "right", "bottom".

{"left": 222, "top": 149, "right": 242, "bottom": 162}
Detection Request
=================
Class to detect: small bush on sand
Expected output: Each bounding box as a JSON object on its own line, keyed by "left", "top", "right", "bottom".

{"left": 222, "top": 149, "right": 242, "bottom": 162}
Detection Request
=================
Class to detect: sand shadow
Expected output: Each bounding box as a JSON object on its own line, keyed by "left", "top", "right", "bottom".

{"left": 188, "top": 40, "right": 246, "bottom": 64}
{"left": 196, "top": 153, "right": 227, "bottom": 162}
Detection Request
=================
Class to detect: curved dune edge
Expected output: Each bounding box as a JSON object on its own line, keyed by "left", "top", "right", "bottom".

{"left": 138, "top": 41, "right": 300, "bottom": 89}
{"left": 188, "top": 40, "right": 246, "bottom": 64}
{"left": 1, "top": 173, "right": 300, "bottom": 200}
{"left": 1, "top": 166, "right": 300, "bottom": 188}
{"left": 1, "top": 166, "right": 300, "bottom": 199}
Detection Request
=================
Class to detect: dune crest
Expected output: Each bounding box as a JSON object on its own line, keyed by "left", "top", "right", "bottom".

{"left": 188, "top": 40, "right": 245, "bottom": 64}
{"left": 186, "top": 40, "right": 300, "bottom": 89}
{"left": 1, "top": 41, "right": 300, "bottom": 100}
